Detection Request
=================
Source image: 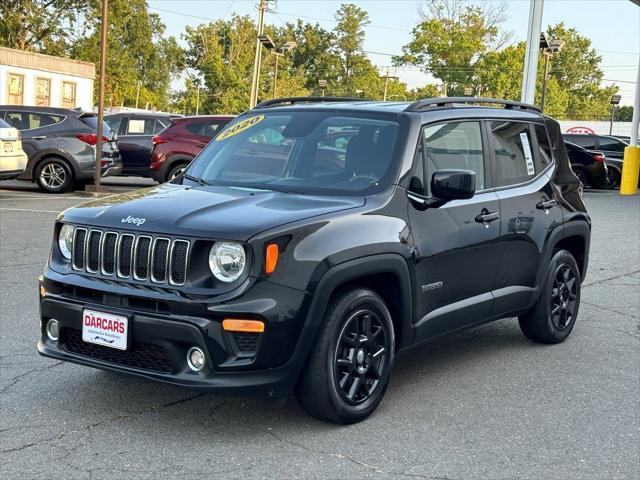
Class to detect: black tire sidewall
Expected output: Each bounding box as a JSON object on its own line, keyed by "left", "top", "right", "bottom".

{"left": 35, "top": 159, "right": 73, "bottom": 193}
{"left": 607, "top": 168, "right": 621, "bottom": 189}
{"left": 166, "top": 163, "right": 187, "bottom": 182}
{"left": 301, "top": 288, "right": 395, "bottom": 424}
{"left": 542, "top": 250, "right": 581, "bottom": 342}
{"left": 574, "top": 169, "right": 588, "bottom": 187}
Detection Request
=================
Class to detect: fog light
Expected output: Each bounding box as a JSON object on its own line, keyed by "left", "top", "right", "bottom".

{"left": 46, "top": 319, "right": 59, "bottom": 341}
{"left": 187, "top": 347, "right": 205, "bottom": 372}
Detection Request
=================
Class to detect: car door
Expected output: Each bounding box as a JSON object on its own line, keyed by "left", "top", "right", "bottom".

{"left": 489, "top": 120, "right": 563, "bottom": 316}
{"left": 116, "top": 115, "right": 158, "bottom": 175}
{"left": 596, "top": 136, "right": 626, "bottom": 160}
{"left": 408, "top": 120, "right": 501, "bottom": 342}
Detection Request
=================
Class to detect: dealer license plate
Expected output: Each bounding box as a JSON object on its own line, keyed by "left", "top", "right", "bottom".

{"left": 82, "top": 309, "right": 129, "bottom": 350}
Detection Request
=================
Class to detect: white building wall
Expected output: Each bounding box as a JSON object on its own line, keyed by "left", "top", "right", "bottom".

{"left": 557, "top": 120, "right": 635, "bottom": 137}
{"left": 0, "top": 64, "right": 94, "bottom": 110}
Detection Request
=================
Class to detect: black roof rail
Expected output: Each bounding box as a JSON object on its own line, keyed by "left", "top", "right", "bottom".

{"left": 405, "top": 97, "right": 541, "bottom": 113}
{"left": 254, "top": 96, "right": 367, "bottom": 109}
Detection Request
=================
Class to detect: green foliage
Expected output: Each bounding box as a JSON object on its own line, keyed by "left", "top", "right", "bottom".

{"left": 70, "top": 0, "right": 181, "bottom": 110}
{"left": 617, "top": 106, "right": 634, "bottom": 122}
{"left": 394, "top": 0, "right": 504, "bottom": 95}
{"left": 0, "top": 0, "right": 86, "bottom": 53}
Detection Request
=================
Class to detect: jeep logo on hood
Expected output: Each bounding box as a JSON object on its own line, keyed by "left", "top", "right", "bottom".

{"left": 121, "top": 215, "right": 146, "bottom": 226}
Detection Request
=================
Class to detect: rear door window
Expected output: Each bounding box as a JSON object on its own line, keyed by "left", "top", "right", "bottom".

{"left": 489, "top": 121, "right": 536, "bottom": 187}
{"left": 568, "top": 135, "right": 597, "bottom": 150}
{"left": 4, "top": 111, "right": 64, "bottom": 130}
{"left": 126, "top": 118, "right": 155, "bottom": 135}
{"left": 597, "top": 136, "right": 626, "bottom": 152}
{"left": 534, "top": 124, "right": 553, "bottom": 170}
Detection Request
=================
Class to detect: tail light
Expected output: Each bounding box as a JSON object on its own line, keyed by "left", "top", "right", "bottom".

{"left": 76, "top": 133, "right": 109, "bottom": 146}
{"left": 152, "top": 135, "right": 167, "bottom": 146}
{"left": 593, "top": 154, "right": 605, "bottom": 163}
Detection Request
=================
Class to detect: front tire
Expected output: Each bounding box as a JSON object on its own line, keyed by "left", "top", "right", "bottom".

{"left": 606, "top": 167, "right": 621, "bottom": 190}
{"left": 35, "top": 158, "right": 73, "bottom": 193}
{"left": 518, "top": 250, "right": 581, "bottom": 344}
{"left": 295, "top": 288, "right": 395, "bottom": 424}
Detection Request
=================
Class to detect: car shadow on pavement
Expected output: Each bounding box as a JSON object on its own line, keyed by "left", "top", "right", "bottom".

{"left": 50, "top": 317, "right": 537, "bottom": 434}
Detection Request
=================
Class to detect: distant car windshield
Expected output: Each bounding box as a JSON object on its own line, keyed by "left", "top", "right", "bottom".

{"left": 186, "top": 111, "right": 402, "bottom": 195}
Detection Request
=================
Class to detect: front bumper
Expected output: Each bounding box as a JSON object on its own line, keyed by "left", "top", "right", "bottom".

{"left": 37, "top": 271, "right": 315, "bottom": 397}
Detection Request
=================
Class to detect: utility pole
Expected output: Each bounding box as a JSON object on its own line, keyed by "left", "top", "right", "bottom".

{"left": 521, "top": 0, "right": 544, "bottom": 104}
{"left": 249, "top": 0, "right": 269, "bottom": 109}
{"left": 86, "top": 0, "right": 109, "bottom": 193}
{"left": 196, "top": 85, "right": 200, "bottom": 115}
{"left": 382, "top": 67, "right": 399, "bottom": 101}
{"left": 135, "top": 81, "right": 141, "bottom": 109}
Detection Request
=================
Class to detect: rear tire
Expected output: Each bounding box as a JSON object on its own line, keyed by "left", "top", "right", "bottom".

{"left": 518, "top": 250, "right": 581, "bottom": 344}
{"left": 166, "top": 162, "right": 189, "bottom": 182}
{"left": 573, "top": 168, "right": 589, "bottom": 188}
{"left": 35, "top": 158, "right": 73, "bottom": 193}
{"left": 606, "top": 167, "right": 621, "bottom": 190}
{"left": 295, "top": 288, "right": 395, "bottom": 424}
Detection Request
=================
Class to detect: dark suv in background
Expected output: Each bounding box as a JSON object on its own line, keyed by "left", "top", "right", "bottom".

{"left": 105, "top": 111, "right": 179, "bottom": 177}
{"left": 38, "top": 97, "right": 590, "bottom": 424}
{"left": 150, "top": 115, "right": 233, "bottom": 182}
{"left": 0, "top": 106, "right": 120, "bottom": 193}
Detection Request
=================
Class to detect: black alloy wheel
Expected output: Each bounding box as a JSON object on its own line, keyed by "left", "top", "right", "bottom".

{"left": 334, "top": 309, "right": 389, "bottom": 405}
{"left": 550, "top": 263, "right": 578, "bottom": 331}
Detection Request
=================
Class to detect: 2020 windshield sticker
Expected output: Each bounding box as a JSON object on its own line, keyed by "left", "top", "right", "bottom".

{"left": 216, "top": 115, "right": 265, "bottom": 141}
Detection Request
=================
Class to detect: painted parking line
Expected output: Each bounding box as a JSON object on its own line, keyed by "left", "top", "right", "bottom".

{"left": 0, "top": 207, "right": 61, "bottom": 213}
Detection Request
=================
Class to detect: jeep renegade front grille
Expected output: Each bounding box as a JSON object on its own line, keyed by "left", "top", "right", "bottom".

{"left": 71, "top": 228, "right": 190, "bottom": 286}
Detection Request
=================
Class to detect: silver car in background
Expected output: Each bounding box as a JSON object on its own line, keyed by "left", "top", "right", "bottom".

{"left": 0, "top": 106, "right": 122, "bottom": 193}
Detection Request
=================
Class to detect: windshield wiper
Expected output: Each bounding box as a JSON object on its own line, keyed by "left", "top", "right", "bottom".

{"left": 183, "top": 174, "right": 212, "bottom": 186}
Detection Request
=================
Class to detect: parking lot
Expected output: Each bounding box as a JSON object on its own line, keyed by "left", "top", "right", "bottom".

{"left": 1, "top": 183, "right": 638, "bottom": 480}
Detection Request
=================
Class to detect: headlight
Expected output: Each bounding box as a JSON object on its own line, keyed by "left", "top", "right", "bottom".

{"left": 58, "top": 224, "right": 74, "bottom": 260}
{"left": 208, "top": 242, "right": 246, "bottom": 283}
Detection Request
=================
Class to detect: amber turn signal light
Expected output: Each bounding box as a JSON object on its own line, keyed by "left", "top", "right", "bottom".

{"left": 222, "top": 319, "right": 265, "bottom": 333}
{"left": 265, "top": 243, "right": 279, "bottom": 274}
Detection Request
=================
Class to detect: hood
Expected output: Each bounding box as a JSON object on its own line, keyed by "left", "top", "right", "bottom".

{"left": 59, "top": 183, "right": 365, "bottom": 240}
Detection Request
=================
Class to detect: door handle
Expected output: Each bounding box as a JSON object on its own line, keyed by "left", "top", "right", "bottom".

{"left": 475, "top": 209, "right": 500, "bottom": 225}
{"left": 536, "top": 199, "right": 557, "bottom": 211}
{"left": 32, "top": 136, "right": 47, "bottom": 140}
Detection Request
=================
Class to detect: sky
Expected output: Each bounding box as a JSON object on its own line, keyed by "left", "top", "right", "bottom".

{"left": 147, "top": 0, "right": 640, "bottom": 105}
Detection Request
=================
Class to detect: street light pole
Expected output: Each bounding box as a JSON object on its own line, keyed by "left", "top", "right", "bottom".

{"left": 610, "top": 94, "right": 622, "bottom": 135}
{"left": 540, "top": 52, "right": 550, "bottom": 111}
{"left": 521, "top": 0, "right": 544, "bottom": 104}
{"left": 272, "top": 52, "right": 282, "bottom": 99}
{"left": 249, "top": 0, "right": 269, "bottom": 109}
{"left": 86, "top": 0, "right": 109, "bottom": 193}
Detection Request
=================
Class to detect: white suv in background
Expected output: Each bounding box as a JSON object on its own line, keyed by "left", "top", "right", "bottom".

{"left": 0, "top": 118, "right": 28, "bottom": 180}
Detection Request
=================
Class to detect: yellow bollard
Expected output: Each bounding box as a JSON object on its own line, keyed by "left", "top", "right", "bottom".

{"left": 620, "top": 145, "right": 640, "bottom": 195}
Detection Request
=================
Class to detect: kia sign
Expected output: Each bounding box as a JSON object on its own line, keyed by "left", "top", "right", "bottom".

{"left": 566, "top": 126, "right": 596, "bottom": 135}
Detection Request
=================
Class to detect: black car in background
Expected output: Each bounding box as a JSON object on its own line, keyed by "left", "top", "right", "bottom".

{"left": 562, "top": 133, "right": 635, "bottom": 189}
{"left": 0, "top": 106, "right": 121, "bottom": 193}
{"left": 563, "top": 141, "right": 608, "bottom": 188}
{"left": 105, "top": 112, "right": 180, "bottom": 177}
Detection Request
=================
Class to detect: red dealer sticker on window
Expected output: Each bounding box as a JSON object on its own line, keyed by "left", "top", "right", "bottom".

{"left": 82, "top": 309, "right": 129, "bottom": 350}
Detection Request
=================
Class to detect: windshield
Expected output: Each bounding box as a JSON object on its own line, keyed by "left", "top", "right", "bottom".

{"left": 185, "top": 111, "right": 401, "bottom": 195}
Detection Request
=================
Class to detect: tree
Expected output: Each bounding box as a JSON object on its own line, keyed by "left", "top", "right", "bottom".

{"left": 394, "top": 0, "right": 509, "bottom": 96}
{"left": 0, "top": 0, "right": 87, "bottom": 54}
{"left": 618, "top": 106, "right": 634, "bottom": 122}
{"left": 334, "top": 4, "right": 371, "bottom": 94}
{"left": 71, "top": 0, "right": 182, "bottom": 110}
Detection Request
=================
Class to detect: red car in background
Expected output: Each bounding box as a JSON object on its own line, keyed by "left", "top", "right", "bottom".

{"left": 150, "top": 115, "right": 234, "bottom": 182}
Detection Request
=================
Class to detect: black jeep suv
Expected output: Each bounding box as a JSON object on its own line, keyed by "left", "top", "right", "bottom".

{"left": 38, "top": 97, "right": 590, "bottom": 424}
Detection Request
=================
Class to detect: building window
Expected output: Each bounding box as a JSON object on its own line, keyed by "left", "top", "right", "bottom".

{"left": 7, "top": 73, "right": 24, "bottom": 105}
{"left": 35, "top": 77, "right": 51, "bottom": 107}
{"left": 61, "top": 81, "right": 76, "bottom": 108}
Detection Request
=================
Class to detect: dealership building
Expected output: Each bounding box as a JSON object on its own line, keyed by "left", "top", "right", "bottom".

{"left": 0, "top": 47, "right": 95, "bottom": 111}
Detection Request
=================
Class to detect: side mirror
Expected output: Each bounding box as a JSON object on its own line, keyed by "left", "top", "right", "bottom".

{"left": 431, "top": 169, "right": 476, "bottom": 200}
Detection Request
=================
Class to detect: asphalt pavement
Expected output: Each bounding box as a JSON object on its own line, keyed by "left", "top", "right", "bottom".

{"left": 1, "top": 181, "right": 638, "bottom": 480}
